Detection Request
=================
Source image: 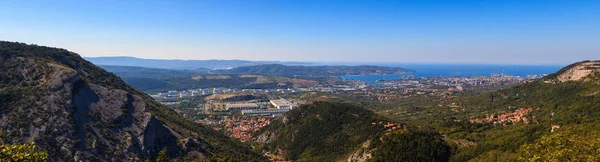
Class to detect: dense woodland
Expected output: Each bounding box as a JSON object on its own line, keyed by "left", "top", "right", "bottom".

{"left": 254, "top": 102, "right": 387, "bottom": 161}
{"left": 369, "top": 129, "right": 451, "bottom": 162}
{"left": 253, "top": 102, "right": 452, "bottom": 161}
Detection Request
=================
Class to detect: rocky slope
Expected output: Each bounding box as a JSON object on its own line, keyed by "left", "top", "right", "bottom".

{"left": 555, "top": 61, "right": 600, "bottom": 82}
{"left": 0, "top": 41, "right": 265, "bottom": 161}
{"left": 345, "top": 140, "right": 373, "bottom": 162}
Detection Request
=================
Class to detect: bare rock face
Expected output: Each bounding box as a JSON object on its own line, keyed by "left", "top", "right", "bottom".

{"left": 557, "top": 61, "right": 600, "bottom": 82}
{"left": 282, "top": 115, "right": 290, "bottom": 124}
{"left": 46, "top": 63, "right": 79, "bottom": 91}
{"left": 346, "top": 140, "right": 373, "bottom": 162}
{"left": 254, "top": 131, "right": 278, "bottom": 144}
{"left": 1, "top": 54, "right": 192, "bottom": 161}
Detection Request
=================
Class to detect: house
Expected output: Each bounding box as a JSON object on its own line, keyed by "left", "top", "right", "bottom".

{"left": 179, "top": 91, "right": 189, "bottom": 98}
{"left": 150, "top": 94, "right": 162, "bottom": 99}
{"left": 551, "top": 125, "right": 560, "bottom": 132}
{"left": 201, "top": 90, "right": 210, "bottom": 95}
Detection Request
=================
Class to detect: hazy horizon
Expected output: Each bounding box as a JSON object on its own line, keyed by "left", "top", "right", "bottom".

{"left": 2, "top": 0, "right": 599, "bottom": 64}
{"left": 84, "top": 55, "right": 568, "bottom": 66}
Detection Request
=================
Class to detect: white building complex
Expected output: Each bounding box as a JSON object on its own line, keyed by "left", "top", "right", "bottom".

{"left": 241, "top": 109, "right": 290, "bottom": 116}
{"left": 270, "top": 99, "right": 297, "bottom": 110}
{"left": 226, "top": 103, "right": 260, "bottom": 110}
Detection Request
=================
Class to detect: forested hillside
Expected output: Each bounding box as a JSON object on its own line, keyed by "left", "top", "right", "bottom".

{"left": 252, "top": 102, "right": 451, "bottom": 161}
{"left": 442, "top": 61, "right": 600, "bottom": 161}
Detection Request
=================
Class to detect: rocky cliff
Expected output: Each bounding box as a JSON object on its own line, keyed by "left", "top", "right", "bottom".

{"left": 556, "top": 61, "right": 600, "bottom": 82}
{"left": 0, "top": 41, "right": 265, "bottom": 161}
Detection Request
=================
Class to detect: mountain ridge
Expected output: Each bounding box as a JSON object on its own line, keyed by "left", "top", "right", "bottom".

{"left": 85, "top": 56, "right": 312, "bottom": 70}
{"left": 545, "top": 60, "right": 600, "bottom": 82}
{"left": 99, "top": 65, "right": 209, "bottom": 78}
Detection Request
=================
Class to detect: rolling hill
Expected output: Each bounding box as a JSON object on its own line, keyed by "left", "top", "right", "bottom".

{"left": 0, "top": 41, "right": 266, "bottom": 161}
{"left": 252, "top": 102, "right": 451, "bottom": 162}
{"left": 118, "top": 74, "right": 320, "bottom": 93}
{"left": 99, "top": 65, "right": 209, "bottom": 78}
{"left": 95, "top": 65, "right": 325, "bottom": 93}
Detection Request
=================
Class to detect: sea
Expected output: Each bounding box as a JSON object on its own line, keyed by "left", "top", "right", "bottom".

{"left": 334, "top": 63, "right": 564, "bottom": 85}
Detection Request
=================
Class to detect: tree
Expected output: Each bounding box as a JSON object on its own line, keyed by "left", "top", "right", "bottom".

{"left": 207, "top": 155, "right": 232, "bottom": 162}
{"left": 369, "top": 129, "right": 451, "bottom": 162}
{"left": 0, "top": 142, "right": 49, "bottom": 161}
{"left": 518, "top": 125, "right": 600, "bottom": 162}
{"left": 156, "top": 148, "right": 168, "bottom": 162}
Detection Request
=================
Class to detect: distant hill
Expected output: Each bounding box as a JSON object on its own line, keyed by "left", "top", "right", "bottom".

{"left": 216, "top": 64, "right": 415, "bottom": 76}
{"left": 95, "top": 65, "right": 324, "bottom": 93}
{"left": 252, "top": 102, "right": 450, "bottom": 161}
{"left": 121, "top": 74, "right": 320, "bottom": 93}
{"left": 99, "top": 65, "right": 209, "bottom": 78}
{"left": 85, "top": 56, "right": 311, "bottom": 70}
{"left": 0, "top": 41, "right": 266, "bottom": 161}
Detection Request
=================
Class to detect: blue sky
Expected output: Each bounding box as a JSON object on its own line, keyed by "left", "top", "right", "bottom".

{"left": 1, "top": 0, "right": 599, "bottom": 64}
